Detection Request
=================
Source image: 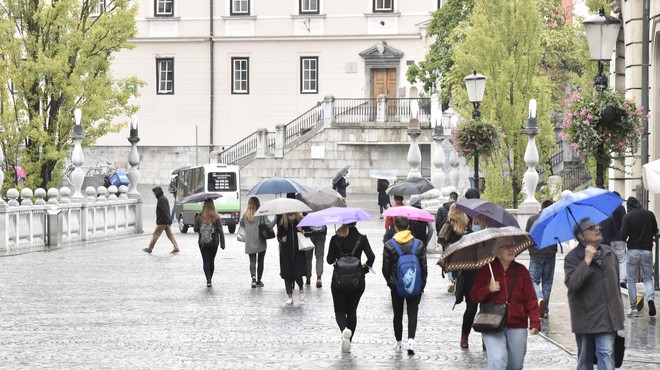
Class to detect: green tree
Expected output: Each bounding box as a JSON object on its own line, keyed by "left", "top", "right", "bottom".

{"left": 406, "top": 0, "right": 475, "bottom": 107}
{"left": 0, "top": 0, "right": 141, "bottom": 190}
{"left": 449, "top": 0, "right": 556, "bottom": 208}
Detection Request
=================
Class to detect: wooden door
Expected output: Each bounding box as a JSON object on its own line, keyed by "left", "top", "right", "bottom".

{"left": 372, "top": 69, "right": 397, "bottom": 118}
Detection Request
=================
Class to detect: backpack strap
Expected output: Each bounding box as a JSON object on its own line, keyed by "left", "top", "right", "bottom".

{"left": 390, "top": 239, "right": 419, "bottom": 256}
{"left": 337, "top": 235, "right": 363, "bottom": 257}
{"left": 349, "top": 235, "right": 363, "bottom": 255}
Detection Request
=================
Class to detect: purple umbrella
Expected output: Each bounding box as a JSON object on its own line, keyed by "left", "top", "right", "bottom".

{"left": 298, "top": 207, "right": 371, "bottom": 227}
{"left": 454, "top": 199, "right": 519, "bottom": 228}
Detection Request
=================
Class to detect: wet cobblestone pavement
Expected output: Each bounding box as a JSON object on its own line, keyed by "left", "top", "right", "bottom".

{"left": 0, "top": 192, "right": 657, "bottom": 369}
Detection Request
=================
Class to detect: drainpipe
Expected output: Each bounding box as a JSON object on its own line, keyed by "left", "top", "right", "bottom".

{"left": 641, "top": 0, "right": 649, "bottom": 205}
{"left": 209, "top": 0, "right": 215, "bottom": 159}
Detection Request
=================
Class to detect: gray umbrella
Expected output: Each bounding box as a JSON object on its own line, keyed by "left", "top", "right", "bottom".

{"left": 386, "top": 177, "right": 435, "bottom": 196}
{"left": 332, "top": 165, "right": 351, "bottom": 185}
{"left": 296, "top": 187, "right": 346, "bottom": 211}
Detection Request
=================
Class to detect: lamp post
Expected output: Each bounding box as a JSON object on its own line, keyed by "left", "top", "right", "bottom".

{"left": 583, "top": 7, "right": 621, "bottom": 188}
{"left": 463, "top": 70, "right": 487, "bottom": 190}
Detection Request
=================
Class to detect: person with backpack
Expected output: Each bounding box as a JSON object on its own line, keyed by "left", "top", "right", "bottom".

{"left": 326, "top": 222, "right": 375, "bottom": 353}
{"left": 277, "top": 212, "right": 307, "bottom": 305}
{"left": 436, "top": 191, "right": 458, "bottom": 235}
{"left": 438, "top": 204, "right": 470, "bottom": 293}
{"left": 382, "top": 216, "right": 428, "bottom": 355}
{"left": 193, "top": 199, "right": 226, "bottom": 287}
{"left": 239, "top": 197, "right": 276, "bottom": 288}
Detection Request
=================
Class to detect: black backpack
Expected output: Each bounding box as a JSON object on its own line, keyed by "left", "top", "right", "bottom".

{"left": 332, "top": 236, "right": 363, "bottom": 290}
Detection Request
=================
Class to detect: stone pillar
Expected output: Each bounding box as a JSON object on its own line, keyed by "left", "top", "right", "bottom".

{"left": 376, "top": 94, "right": 387, "bottom": 123}
{"left": 407, "top": 131, "right": 422, "bottom": 179}
{"left": 275, "top": 124, "right": 285, "bottom": 158}
{"left": 522, "top": 99, "right": 540, "bottom": 206}
{"left": 430, "top": 93, "right": 441, "bottom": 134}
{"left": 323, "top": 95, "right": 335, "bottom": 129}
{"left": 449, "top": 148, "right": 460, "bottom": 190}
{"left": 432, "top": 119, "right": 446, "bottom": 191}
{"left": 70, "top": 109, "right": 85, "bottom": 201}
{"left": 256, "top": 128, "right": 267, "bottom": 159}
{"left": 0, "top": 122, "right": 4, "bottom": 204}
{"left": 127, "top": 114, "right": 141, "bottom": 199}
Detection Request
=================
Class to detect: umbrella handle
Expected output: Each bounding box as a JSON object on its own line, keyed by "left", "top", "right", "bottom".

{"left": 488, "top": 263, "right": 494, "bottom": 282}
{"left": 566, "top": 206, "right": 586, "bottom": 241}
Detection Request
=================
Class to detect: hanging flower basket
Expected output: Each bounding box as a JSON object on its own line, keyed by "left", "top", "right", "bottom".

{"left": 559, "top": 87, "right": 645, "bottom": 164}
{"left": 451, "top": 118, "right": 499, "bottom": 160}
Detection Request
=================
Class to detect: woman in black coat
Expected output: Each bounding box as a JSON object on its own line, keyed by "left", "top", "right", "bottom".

{"left": 327, "top": 223, "right": 375, "bottom": 353}
{"left": 277, "top": 212, "right": 307, "bottom": 305}
{"left": 377, "top": 179, "right": 391, "bottom": 216}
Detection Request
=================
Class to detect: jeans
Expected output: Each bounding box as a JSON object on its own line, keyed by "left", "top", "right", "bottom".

{"left": 199, "top": 245, "right": 218, "bottom": 283}
{"left": 249, "top": 251, "right": 266, "bottom": 281}
{"left": 147, "top": 224, "right": 180, "bottom": 251}
{"left": 528, "top": 257, "right": 555, "bottom": 314}
{"left": 305, "top": 233, "right": 326, "bottom": 280}
{"left": 390, "top": 288, "right": 422, "bottom": 341}
{"left": 575, "top": 332, "right": 615, "bottom": 370}
{"left": 610, "top": 241, "right": 627, "bottom": 283}
{"left": 627, "top": 249, "right": 655, "bottom": 308}
{"left": 482, "top": 328, "right": 528, "bottom": 370}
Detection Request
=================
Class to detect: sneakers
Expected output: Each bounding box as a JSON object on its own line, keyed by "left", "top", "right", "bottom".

{"left": 392, "top": 341, "right": 403, "bottom": 352}
{"left": 649, "top": 300, "right": 657, "bottom": 317}
{"left": 447, "top": 283, "right": 455, "bottom": 293}
{"left": 620, "top": 281, "right": 628, "bottom": 289}
{"left": 299, "top": 289, "right": 305, "bottom": 301}
{"left": 251, "top": 277, "right": 257, "bottom": 289}
{"left": 142, "top": 248, "right": 152, "bottom": 253}
{"left": 341, "top": 328, "right": 352, "bottom": 353}
{"left": 286, "top": 297, "right": 294, "bottom": 305}
{"left": 206, "top": 281, "right": 212, "bottom": 288}
{"left": 460, "top": 333, "right": 469, "bottom": 349}
{"left": 316, "top": 279, "right": 323, "bottom": 288}
{"left": 256, "top": 281, "right": 264, "bottom": 288}
{"left": 627, "top": 308, "right": 639, "bottom": 317}
{"left": 407, "top": 338, "right": 415, "bottom": 355}
{"left": 538, "top": 299, "right": 545, "bottom": 319}
{"left": 170, "top": 249, "right": 180, "bottom": 254}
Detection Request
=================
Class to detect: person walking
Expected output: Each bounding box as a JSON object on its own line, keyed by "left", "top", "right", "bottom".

{"left": 382, "top": 196, "right": 433, "bottom": 247}
{"left": 327, "top": 223, "right": 375, "bottom": 353}
{"left": 565, "top": 218, "right": 625, "bottom": 369}
{"left": 610, "top": 191, "right": 627, "bottom": 288}
{"left": 143, "top": 186, "right": 180, "bottom": 254}
{"left": 621, "top": 196, "right": 658, "bottom": 317}
{"left": 277, "top": 212, "right": 307, "bottom": 305}
{"left": 302, "top": 224, "right": 327, "bottom": 288}
{"left": 382, "top": 216, "right": 428, "bottom": 355}
{"left": 333, "top": 175, "right": 350, "bottom": 198}
{"left": 384, "top": 195, "right": 405, "bottom": 229}
{"left": 436, "top": 191, "right": 458, "bottom": 236}
{"left": 470, "top": 239, "right": 541, "bottom": 369}
{"left": 193, "top": 199, "right": 226, "bottom": 287}
{"left": 525, "top": 199, "right": 557, "bottom": 318}
{"left": 240, "top": 197, "right": 275, "bottom": 288}
{"left": 438, "top": 203, "right": 470, "bottom": 293}
{"left": 377, "top": 179, "right": 391, "bottom": 218}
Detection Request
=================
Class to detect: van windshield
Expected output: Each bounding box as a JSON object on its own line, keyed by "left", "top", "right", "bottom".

{"left": 208, "top": 172, "right": 237, "bottom": 192}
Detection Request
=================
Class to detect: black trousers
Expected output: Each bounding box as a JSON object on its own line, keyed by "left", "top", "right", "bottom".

{"left": 199, "top": 245, "right": 218, "bottom": 283}
{"left": 390, "top": 287, "right": 422, "bottom": 341}
{"left": 284, "top": 277, "right": 304, "bottom": 294}
{"left": 331, "top": 281, "right": 365, "bottom": 340}
{"left": 249, "top": 251, "right": 266, "bottom": 280}
{"left": 462, "top": 294, "right": 479, "bottom": 334}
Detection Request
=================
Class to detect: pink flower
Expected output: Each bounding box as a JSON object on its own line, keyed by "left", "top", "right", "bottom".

{"left": 580, "top": 109, "right": 586, "bottom": 117}
{"left": 638, "top": 127, "right": 645, "bottom": 133}
{"left": 587, "top": 114, "right": 593, "bottom": 120}
{"left": 559, "top": 132, "right": 567, "bottom": 140}
{"left": 569, "top": 143, "right": 579, "bottom": 151}
{"left": 618, "top": 140, "right": 626, "bottom": 148}
{"left": 583, "top": 120, "right": 590, "bottom": 126}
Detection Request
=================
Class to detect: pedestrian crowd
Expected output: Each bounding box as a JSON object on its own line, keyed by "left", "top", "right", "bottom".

{"left": 141, "top": 181, "right": 657, "bottom": 370}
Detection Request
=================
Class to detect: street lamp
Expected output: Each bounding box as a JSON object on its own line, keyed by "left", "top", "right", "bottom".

{"left": 583, "top": 7, "right": 621, "bottom": 187}
{"left": 464, "top": 70, "right": 487, "bottom": 189}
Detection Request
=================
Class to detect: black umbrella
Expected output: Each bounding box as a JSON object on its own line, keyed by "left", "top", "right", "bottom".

{"left": 386, "top": 177, "right": 434, "bottom": 196}
{"left": 332, "top": 165, "right": 351, "bottom": 185}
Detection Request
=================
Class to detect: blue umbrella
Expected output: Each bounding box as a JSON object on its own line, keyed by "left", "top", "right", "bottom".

{"left": 529, "top": 187, "right": 623, "bottom": 248}
{"left": 180, "top": 192, "right": 222, "bottom": 204}
{"left": 247, "top": 177, "right": 306, "bottom": 196}
{"left": 298, "top": 207, "right": 371, "bottom": 227}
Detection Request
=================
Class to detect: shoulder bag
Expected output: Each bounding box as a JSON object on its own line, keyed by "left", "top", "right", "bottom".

{"left": 258, "top": 218, "right": 275, "bottom": 240}
{"left": 297, "top": 232, "right": 315, "bottom": 251}
{"left": 472, "top": 264, "right": 519, "bottom": 333}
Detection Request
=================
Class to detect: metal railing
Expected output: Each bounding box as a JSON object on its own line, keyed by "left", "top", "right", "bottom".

{"left": 284, "top": 105, "right": 323, "bottom": 146}
{"left": 217, "top": 131, "right": 258, "bottom": 165}
{"left": 563, "top": 165, "right": 591, "bottom": 190}
{"left": 549, "top": 141, "right": 563, "bottom": 168}
{"left": 390, "top": 98, "right": 431, "bottom": 127}
{"left": 334, "top": 98, "right": 376, "bottom": 123}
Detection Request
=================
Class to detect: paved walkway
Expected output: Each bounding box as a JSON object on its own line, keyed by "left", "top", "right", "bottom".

{"left": 0, "top": 191, "right": 657, "bottom": 369}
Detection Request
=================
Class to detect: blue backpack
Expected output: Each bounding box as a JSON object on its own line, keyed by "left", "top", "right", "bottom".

{"left": 390, "top": 239, "right": 422, "bottom": 298}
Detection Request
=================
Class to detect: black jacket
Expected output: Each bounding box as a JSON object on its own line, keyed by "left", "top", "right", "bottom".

{"left": 621, "top": 206, "right": 658, "bottom": 250}
{"left": 152, "top": 187, "right": 172, "bottom": 225}
{"left": 382, "top": 234, "right": 428, "bottom": 292}
{"left": 435, "top": 201, "right": 454, "bottom": 234}
{"left": 327, "top": 227, "right": 375, "bottom": 289}
{"left": 525, "top": 213, "right": 557, "bottom": 258}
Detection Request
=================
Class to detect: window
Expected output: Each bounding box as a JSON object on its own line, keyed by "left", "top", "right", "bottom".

{"left": 231, "top": 57, "right": 249, "bottom": 94}
{"left": 156, "top": 58, "right": 174, "bottom": 94}
{"left": 300, "top": 57, "right": 318, "bottom": 94}
{"left": 300, "top": 0, "right": 319, "bottom": 14}
{"left": 373, "top": 0, "right": 393, "bottom": 12}
{"left": 155, "top": 0, "right": 174, "bottom": 17}
{"left": 231, "top": 0, "right": 250, "bottom": 15}
{"left": 91, "top": 0, "right": 105, "bottom": 16}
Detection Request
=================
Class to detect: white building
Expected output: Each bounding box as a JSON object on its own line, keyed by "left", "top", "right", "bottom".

{"left": 99, "top": 0, "right": 441, "bottom": 183}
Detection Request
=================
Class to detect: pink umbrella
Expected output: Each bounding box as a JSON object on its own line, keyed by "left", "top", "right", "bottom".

{"left": 9, "top": 166, "right": 26, "bottom": 179}
{"left": 382, "top": 205, "right": 434, "bottom": 222}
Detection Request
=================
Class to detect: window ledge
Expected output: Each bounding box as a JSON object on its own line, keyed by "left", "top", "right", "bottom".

{"left": 147, "top": 16, "right": 181, "bottom": 21}
{"left": 291, "top": 14, "right": 326, "bottom": 19}
{"left": 221, "top": 15, "right": 257, "bottom": 20}
{"left": 364, "top": 12, "right": 400, "bottom": 17}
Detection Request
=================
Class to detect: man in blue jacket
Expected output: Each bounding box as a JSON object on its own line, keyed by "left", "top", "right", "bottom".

{"left": 143, "top": 186, "right": 180, "bottom": 254}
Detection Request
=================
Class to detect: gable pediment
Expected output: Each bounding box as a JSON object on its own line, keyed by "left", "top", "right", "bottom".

{"left": 359, "top": 41, "right": 404, "bottom": 61}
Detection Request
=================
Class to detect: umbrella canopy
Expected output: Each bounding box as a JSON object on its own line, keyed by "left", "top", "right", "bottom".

{"left": 369, "top": 170, "right": 397, "bottom": 180}
{"left": 295, "top": 187, "right": 346, "bottom": 211}
{"left": 455, "top": 199, "right": 519, "bottom": 228}
{"left": 332, "top": 165, "right": 351, "bottom": 185}
{"left": 247, "top": 177, "right": 306, "bottom": 196}
{"left": 386, "top": 177, "right": 435, "bottom": 196}
{"left": 438, "top": 226, "right": 535, "bottom": 272}
{"left": 642, "top": 158, "right": 660, "bottom": 194}
{"left": 298, "top": 207, "right": 371, "bottom": 227}
{"left": 255, "top": 198, "right": 312, "bottom": 216}
{"left": 381, "top": 205, "right": 434, "bottom": 222}
{"left": 180, "top": 192, "right": 222, "bottom": 204}
{"left": 9, "top": 165, "right": 26, "bottom": 179}
{"left": 529, "top": 187, "right": 623, "bottom": 248}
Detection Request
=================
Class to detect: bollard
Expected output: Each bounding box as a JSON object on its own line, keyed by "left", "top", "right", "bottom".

{"left": 47, "top": 208, "right": 63, "bottom": 248}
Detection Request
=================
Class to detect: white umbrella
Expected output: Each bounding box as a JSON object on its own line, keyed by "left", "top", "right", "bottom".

{"left": 642, "top": 159, "right": 660, "bottom": 194}
{"left": 369, "top": 170, "right": 397, "bottom": 180}
{"left": 255, "top": 198, "right": 312, "bottom": 216}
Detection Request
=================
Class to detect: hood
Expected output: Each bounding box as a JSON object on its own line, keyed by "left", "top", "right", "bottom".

{"left": 626, "top": 196, "right": 641, "bottom": 210}
{"left": 152, "top": 186, "right": 164, "bottom": 198}
{"left": 408, "top": 195, "right": 422, "bottom": 209}
{"left": 393, "top": 230, "right": 414, "bottom": 245}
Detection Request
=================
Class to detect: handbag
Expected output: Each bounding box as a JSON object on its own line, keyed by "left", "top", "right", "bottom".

{"left": 236, "top": 224, "right": 246, "bottom": 243}
{"left": 297, "top": 232, "right": 315, "bottom": 251}
{"left": 472, "top": 264, "right": 519, "bottom": 333}
{"left": 258, "top": 220, "right": 275, "bottom": 240}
